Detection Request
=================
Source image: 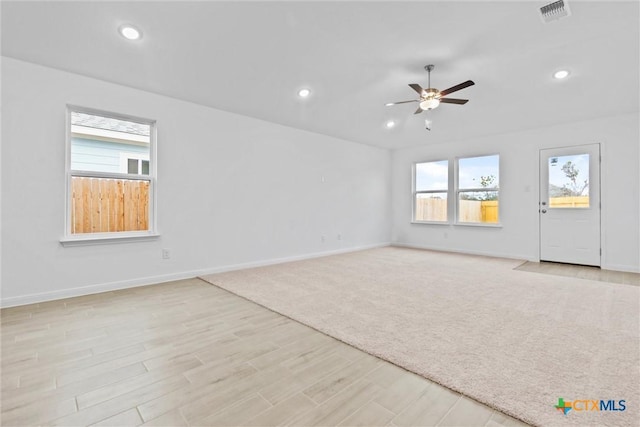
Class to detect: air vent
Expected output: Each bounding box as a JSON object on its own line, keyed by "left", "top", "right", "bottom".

{"left": 540, "top": 0, "right": 571, "bottom": 23}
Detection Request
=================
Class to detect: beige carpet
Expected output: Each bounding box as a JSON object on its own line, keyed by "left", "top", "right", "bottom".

{"left": 201, "top": 247, "right": 639, "bottom": 427}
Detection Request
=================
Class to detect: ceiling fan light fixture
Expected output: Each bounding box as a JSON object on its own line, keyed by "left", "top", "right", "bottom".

{"left": 385, "top": 120, "right": 396, "bottom": 129}
{"left": 385, "top": 64, "right": 473, "bottom": 122}
{"left": 420, "top": 98, "right": 440, "bottom": 110}
{"left": 297, "top": 88, "right": 311, "bottom": 98}
{"left": 553, "top": 69, "right": 570, "bottom": 79}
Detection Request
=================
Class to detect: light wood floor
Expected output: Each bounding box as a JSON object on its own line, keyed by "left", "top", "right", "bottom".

{"left": 1, "top": 278, "right": 528, "bottom": 427}
{"left": 515, "top": 261, "right": 640, "bottom": 285}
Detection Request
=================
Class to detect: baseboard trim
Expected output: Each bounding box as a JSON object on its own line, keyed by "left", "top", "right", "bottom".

{"left": 191, "top": 243, "right": 391, "bottom": 277}
{"left": 0, "top": 242, "right": 390, "bottom": 308}
{"left": 391, "top": 242, "right": 535, "bottom": 262}
{"left": 0, "top": 271, "right": 198, "bottom": 309}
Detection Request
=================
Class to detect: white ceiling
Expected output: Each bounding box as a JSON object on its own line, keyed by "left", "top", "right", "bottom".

{"left": 2, "top": 1, "right": 638, "bottom": 149}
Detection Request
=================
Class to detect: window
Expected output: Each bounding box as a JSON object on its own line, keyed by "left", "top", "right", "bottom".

{"left": 65, "top": 107, "right": 156, "bottom": 239}
{"left": 413, "top": 160, "right": 448, "bottom": 222}
{"left": 457, "top": 154, "right": 499, "bottom": 224}
{"left": 119, "top": 152, "right": 150, "bottom": 175}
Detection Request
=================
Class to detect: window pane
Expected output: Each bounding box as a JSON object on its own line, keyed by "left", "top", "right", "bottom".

{"left": 458, "top": 191, "right": 499, "bottom": 223}
{"left": 70, "top": 176, "right": 150, "bottom": 234}
{"left": 127, "top": 158, "right": 139, "bottom": 174}
{"left": 141, "top": 160, "right": 150, "bottom": 175}
{"left": 416, "top": 160, "right": 448, "bottom": 191}
{"left": 458, "top": 155, "right": 499, "bottom": 189}
{"left": 70, "top": 111, "right": 151, "bottom": 174}
{"left": 415, "top": 193, "right": 447, "bottom": 222}
{"left": 548, "top": 154, "right": 589, "bottom": 208}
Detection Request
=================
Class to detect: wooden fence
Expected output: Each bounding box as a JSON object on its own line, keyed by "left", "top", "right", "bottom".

{"left": 459, "top": 200, "right": 499, "bottom": 223}
{"left": 416, "top": 199, "right": 498, "bottom": 223}
{"left": 549, "top": 196, "right": 589, "bottom": 208}
{"left": 415, "top": 198, "right": 447, "bottom": 222}
{"left": 480, "top": 200, "right": 498, "bottom": 223}
{"left": 71, "top": 177, "right": 149, "bottom": 234}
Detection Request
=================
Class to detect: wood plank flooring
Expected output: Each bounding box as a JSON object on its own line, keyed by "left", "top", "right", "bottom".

{"left": 515, "top": 261, "right": 640, "bottom": 285}
{"left": 1, "top": 278, "right": 529, "bottom": 426}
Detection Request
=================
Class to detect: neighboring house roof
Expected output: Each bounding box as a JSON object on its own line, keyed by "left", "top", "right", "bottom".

{"left": 71, "top": 112, "right": 150, "bottom": 137}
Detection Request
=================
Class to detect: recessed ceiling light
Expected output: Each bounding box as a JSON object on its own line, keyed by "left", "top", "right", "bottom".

{"left": 553, "top": 69, "right": 570, "bottom": 79}
{"left": 119, "top": 24, "right": 142, "bottom": 41}
{"left": 297, "top": 88, "right": 311, "bottom": 98}
{"left": 385, "top": 120, "right": 396, "bottom": 129}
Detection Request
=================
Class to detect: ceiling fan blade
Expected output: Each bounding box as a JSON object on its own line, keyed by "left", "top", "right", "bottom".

{"left": 439, "top": 98, "right": 469, "bottom": 105}
{"left": 409, "top": 84, "right": 424, "bottom": 95}
{"left": 439, "top": 80, "right": 475, "bottom": 97}
{"left": 413, "top": 106, "right": 423, "bottom": 115}
{"left": 385, "top": 100, "right": 418, "bottom": 106}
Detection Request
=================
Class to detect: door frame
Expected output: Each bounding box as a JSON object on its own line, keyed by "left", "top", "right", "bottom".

{"left": 538, "top": 142, "right": 602, "bottom": 266}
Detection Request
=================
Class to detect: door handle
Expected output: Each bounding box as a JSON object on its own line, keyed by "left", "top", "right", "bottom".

{"left": 541, "top": 209, "right": 547, "bottom": 214}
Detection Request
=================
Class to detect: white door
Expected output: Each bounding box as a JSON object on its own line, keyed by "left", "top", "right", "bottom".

{"left": 539, "top": 144, "right": 600, "bottom": 266}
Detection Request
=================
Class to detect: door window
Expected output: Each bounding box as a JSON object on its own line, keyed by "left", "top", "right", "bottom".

{"left": 548, "top": 154, "right": 589, "bottom": 208}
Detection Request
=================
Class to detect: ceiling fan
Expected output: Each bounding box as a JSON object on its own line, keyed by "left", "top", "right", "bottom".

{"left": 385, "top": 65, "right": 475, "bottom": 115}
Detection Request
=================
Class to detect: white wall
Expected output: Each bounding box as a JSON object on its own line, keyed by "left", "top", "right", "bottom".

{"left": 2, "top": 57, "right": 637, "bottom": 308}
{"left": 391, "top": 113, "right": 640, "bottom": 272}
{"left": 1, "top": 57, "right": 391, "bottom": 306}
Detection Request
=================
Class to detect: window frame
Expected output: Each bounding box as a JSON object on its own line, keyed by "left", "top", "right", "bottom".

{"left": 61, "top": 105, "right": 159, "bottom": 245}
{"left": 412, "top": 159, "right": 450, "bottom": 224}
{"left": 455, "top": 153, "right": 501, "bottom": 226}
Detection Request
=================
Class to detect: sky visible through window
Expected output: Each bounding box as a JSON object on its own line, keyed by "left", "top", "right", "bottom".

{"left": 415, "top": 160, "right": 448, "bottom": 191}
{"left": 459, "top": 155, "right": 499, "bottom": 189}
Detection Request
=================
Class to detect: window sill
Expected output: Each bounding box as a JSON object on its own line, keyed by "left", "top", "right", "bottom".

{"left": 455, "top": 222, "right": 503, "bottom": 228}
{"left": 411, "top": 221, "right": 450, "bottom": 226}
{"left": 60, "top": 232, "right": 161, "bottom": 247}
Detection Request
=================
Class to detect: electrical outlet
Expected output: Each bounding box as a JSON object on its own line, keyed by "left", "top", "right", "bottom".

{"left": 337, "top": 234, "right": 342, "bottom": 240}
{"left": 162, "top": 248, "right": 171, "bottom": 259}
{"left": 321, "top": 235, "right": 326, "bottom": 243}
